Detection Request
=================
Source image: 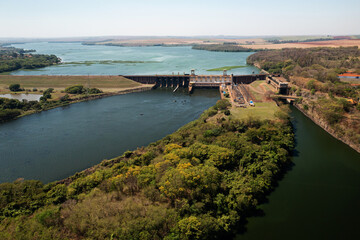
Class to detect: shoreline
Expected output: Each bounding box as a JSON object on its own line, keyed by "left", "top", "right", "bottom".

{"left": 13, "top": 85, "right": 154, "bottom": 121}
{"left": 294, "top": 103, "right": 360, "bottom": 154}
{"left": 0, "top": 99, "right": 295, "bottom": 239}
{"left": 252, "top": 64, "right": 360, "bottom": 154}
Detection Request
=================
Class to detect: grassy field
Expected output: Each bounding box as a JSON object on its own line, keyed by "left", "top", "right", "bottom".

{"left": 246, "top": 80, "right": 277, "bottom": 102}
{"left": 248, "top": 80, "right": 266, "bottom": 101}
{"left": 207, "top": 66, "right": 246, "bottom": 71}
{"left": 231, "top": 102, "right": 279, "bottom": 120}
{"left": 0, "top": 75, "right": 143, "bottom": 92}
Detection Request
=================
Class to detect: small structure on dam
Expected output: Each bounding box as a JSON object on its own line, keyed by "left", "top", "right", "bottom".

{"left": 267, "top": 75, "right": 290, "bottom": 95}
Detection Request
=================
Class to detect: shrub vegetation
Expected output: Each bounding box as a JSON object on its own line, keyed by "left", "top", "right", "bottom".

{"left": 0, "top": 101, "right": 294, "bottom": 239}
{"left": 65, "top": 85, "right": 102, "bottom": 94}
{"left": 247, "top": 47, "right": 360, "bottom": 149}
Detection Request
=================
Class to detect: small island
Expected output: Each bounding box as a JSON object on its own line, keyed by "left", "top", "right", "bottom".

{"left": 207, "top": 66, "right": 246, "bottom": 71}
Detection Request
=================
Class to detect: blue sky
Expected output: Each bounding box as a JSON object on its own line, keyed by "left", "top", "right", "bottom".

{"left": 1, "top": 0, "right": 359, "bottom": 38}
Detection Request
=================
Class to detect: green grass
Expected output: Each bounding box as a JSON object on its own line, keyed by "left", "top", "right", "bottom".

{"left": 249, "top": 80, "right": 264, "bottom": 88}
{"left": 261, "top": 83, "right": 274, "bottom": 92}
{"left": 207, "top": 66, "right": 246, "bottom": 71}
{"left": 0, "top": 75, "right": 142, "bottom": 90}
{"left": 248, "top": 80, "right": 276, "bottom": 101}
{"left": 231, "top": 102, "right": 279, "bottom": 120}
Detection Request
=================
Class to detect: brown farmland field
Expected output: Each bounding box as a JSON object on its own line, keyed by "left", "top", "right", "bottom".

{"left": 239, "top": 39, "right": 360, "bottom": 49}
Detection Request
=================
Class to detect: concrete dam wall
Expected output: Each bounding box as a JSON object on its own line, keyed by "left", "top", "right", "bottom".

{"left": 122, "top": 74, "right": 268, "bottom": 88}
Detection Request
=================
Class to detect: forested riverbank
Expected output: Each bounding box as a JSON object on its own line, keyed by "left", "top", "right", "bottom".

{"left": 0, "top": 75, "right": 152, "bottom": 123}
{"left": 0, "top": 46, "right": 60, "bottom": 73}
{"left": 247, "top": 47, "right": 360, "bottom": 153}
{"left": 0, "top": 85, "right": 152, "bottom": 123}
{"left": 0, "top": 99, "right": 294, "bottom": 239}
{"left": 192, "top": 44, "right": 261, "bottom": 52}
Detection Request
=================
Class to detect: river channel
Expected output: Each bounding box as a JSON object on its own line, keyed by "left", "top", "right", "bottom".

{"left": 238, "top": 106, "right": 360, "bottom": 239}
{"left": 0, "top": 89, "right": 219, "bottom": 183}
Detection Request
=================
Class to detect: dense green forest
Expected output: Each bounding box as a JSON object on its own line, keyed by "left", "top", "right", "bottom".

{"left": 0, "top": 100, "right": 294, "bottom": 239}
{"left": 0, "top": 46, "right": 60, "bottom": 73}
{"left": 192, "top": 44, "right": 261, "bottom": 52}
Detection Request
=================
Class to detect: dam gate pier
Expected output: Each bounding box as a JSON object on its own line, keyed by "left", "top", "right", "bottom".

{"left": 122, "top": 70, "right": 290, "bottom": 105}
{"left": 123, "top": 70, "right": 269, "bottom": 91}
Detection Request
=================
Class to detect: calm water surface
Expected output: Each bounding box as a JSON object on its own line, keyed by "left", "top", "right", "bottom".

{"left": 0, "top": 93, "right": 41, "bottom": 101}
{"left": 0, "top": 89, "right": 219, "bottom": 183}
{"left": 10, "top": 42, "right": 259, "bottom": 75}
{"left": 238, "top": 106, "right": 360, "bottom": 239}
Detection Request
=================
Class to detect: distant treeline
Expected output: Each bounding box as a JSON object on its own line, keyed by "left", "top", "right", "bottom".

{"left": 0, "top": 47, "right": 60, "bottom": 73}
{"left": 247, "top": 46, "right": 360, "bottom": 100}
{"left": 247, "top": 46, "right": 360, "bottom": 86}
{"left": 267, "top": 38, "right": 333, "bottom": 44}
{"left": 82, "top": 42, "right": 192, "bottom": 47}
{"left": 247, "top": 47, "right": 360, "bottom": 148}
{"left": 0, "top": 45, "right": 35, "bottom": 53}
{"left": 192, "top": 44, "right": 262, "bottom": 52}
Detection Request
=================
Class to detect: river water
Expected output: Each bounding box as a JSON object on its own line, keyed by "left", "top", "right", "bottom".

{"left": 238, "top": 106, "right": 360, "bottom": 239}
{"left": 3, "top": 43, "right": 360, "bottom": 238}
{"left": 0, "top": 89, "right": 219, "bottom": 183}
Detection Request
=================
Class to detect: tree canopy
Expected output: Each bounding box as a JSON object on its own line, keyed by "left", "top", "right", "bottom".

{"left": 0, "top": 47, "right": 60, "bottom": 73}
{"left": 0, "top": 101, "right": 294, "bottom": 239}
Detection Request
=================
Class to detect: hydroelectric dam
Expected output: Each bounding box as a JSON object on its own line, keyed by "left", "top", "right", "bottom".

{"left": 122, "top": 70, "right": 271, "bottom": 92}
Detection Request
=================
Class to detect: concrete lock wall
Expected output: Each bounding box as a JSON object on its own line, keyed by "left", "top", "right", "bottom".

{"left": 123, "top": 74, "right": 268, "bottom": 89}
{"left": 233, "top": 74, "right": 267, "bottom": 84}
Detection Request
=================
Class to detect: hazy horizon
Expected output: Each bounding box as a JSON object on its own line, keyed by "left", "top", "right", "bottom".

{"left": 2, "top": 34, "right": 357, "bottom": 42}
{"left": 1, "top": 0, "right": 360, "bottom": 38}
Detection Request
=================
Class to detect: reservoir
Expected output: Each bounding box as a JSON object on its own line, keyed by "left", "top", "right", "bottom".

{"left": 3, "top": 42, "right": 257, "bottom": 182}
{"left": 10, "top": 42, "right": 259, "bottom": 76}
